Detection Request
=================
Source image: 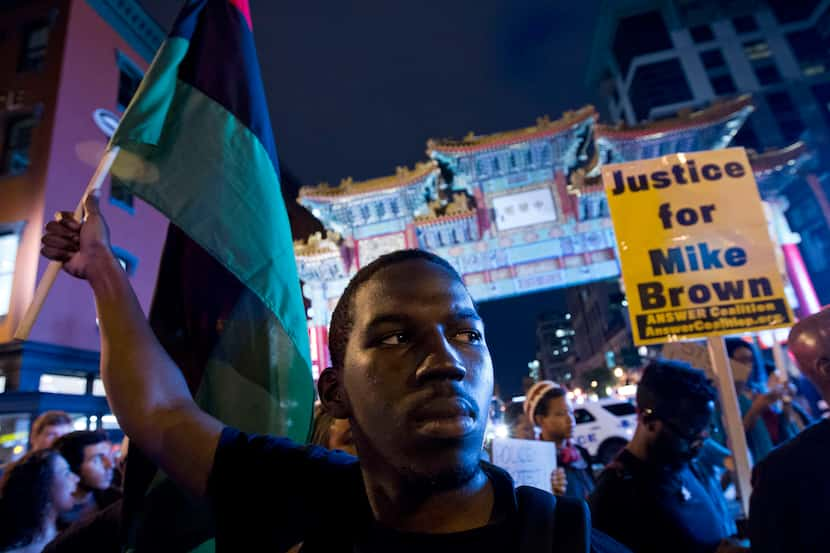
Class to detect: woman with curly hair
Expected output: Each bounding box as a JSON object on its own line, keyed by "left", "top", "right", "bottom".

{"left": 0, "top": 449, "right": 79, "bottom": 552}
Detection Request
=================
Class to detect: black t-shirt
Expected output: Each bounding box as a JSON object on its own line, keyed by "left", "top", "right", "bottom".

{"left": 208, "top": 427, "right": 519, "bottom": 553}
{"left": 588, "top": 450, "right": 727, "bottom": 553}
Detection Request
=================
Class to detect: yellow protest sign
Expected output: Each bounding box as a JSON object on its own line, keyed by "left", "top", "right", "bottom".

{"left": 602, "top": 147, "right": 794, "bottom": 345}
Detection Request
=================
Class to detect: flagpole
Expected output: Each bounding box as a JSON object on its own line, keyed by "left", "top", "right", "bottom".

{"left": 13, "top": 146, "right": 121, "bottom": 341}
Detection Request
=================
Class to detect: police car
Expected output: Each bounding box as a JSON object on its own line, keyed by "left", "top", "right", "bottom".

{"left": 572, "top": 398, "right": 637, "bottom": 465}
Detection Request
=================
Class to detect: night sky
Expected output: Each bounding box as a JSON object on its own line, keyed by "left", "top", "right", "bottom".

{"left": 138, "top": 0, "right": 603, "bottom": 397}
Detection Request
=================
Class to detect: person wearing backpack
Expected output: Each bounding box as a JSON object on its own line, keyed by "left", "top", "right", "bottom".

{"left": 42, "top": 205, "right": 632, "bottom": 553}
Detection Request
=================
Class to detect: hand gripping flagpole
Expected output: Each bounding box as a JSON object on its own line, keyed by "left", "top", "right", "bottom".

{"left": 13, "top": 146, "right": 121, "bottom": 341}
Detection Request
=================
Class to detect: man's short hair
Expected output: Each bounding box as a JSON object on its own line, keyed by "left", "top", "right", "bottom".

{"left": 328, "top": 249, "right": 464, "bottom": 370}
{"left": 637, "top": 360, "right": 717, "bottom": 419}
{"left": 31, "top": 411, "right": 71, "bottom": 437}
{"left": 52, "top": 430, "right": 109, "bottom": 474}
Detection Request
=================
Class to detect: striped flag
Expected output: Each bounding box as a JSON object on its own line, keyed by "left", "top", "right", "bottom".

{"left": 108, "top": 1, "right": 314, "bottom": 550}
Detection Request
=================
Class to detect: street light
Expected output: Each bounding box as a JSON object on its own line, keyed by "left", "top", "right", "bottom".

{"left": 590, "top": 380, "right": 598, "bottom": 388}
{"left": 613, "top": 367, "right": 624, "bottom": 378}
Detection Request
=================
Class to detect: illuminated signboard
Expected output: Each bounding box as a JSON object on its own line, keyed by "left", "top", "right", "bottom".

{"left": 492, "top": 187, "right": 557, "bottom": 231}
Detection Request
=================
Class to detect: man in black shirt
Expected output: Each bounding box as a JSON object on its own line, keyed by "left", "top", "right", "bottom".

{"left": 40, "top": 198, "right": 618, "bottom": 552}
{"left": 589, "top": 361, "right": 746, "bottom": 553}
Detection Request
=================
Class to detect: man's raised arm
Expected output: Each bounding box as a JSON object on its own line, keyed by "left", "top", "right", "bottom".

{"left": 41, "top": 195, "right": 223, "bottom": 496}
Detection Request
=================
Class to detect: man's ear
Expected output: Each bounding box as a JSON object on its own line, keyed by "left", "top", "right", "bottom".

{"left": 637, "top": 409, "right": 659, "bottom": 433}
{"left": 318, "top": 367, "right": 350, "bottom": 419}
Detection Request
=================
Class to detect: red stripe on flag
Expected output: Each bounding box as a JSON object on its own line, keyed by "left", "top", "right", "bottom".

{"left": 228, "top": 0, "right": 252, "bottom": 30}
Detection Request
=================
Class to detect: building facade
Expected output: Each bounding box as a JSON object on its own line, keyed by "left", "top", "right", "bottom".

{"left": 0, "top": 0, "right": 166, "bottom": 461}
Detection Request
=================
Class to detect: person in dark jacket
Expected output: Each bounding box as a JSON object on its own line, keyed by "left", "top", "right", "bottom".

{"left": 589, "top": 361, "right": 747, "bottom": 553}
{"left": 749, "top": 310, "right": 830, "bottom": 553}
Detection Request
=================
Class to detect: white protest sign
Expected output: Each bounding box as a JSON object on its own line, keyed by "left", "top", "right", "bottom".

{"left": 491, "top": 438, "right": 557, "bottom": 492}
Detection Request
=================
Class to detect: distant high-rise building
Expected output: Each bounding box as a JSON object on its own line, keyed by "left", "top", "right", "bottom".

{"left": 535, "top": 311, "right": 575, "bottom": 382}
{"left": 566, "top": 280, "right": 632, "bottom": 375}
{"left": 587, "top": 0, "right": 829, "bottom": 147}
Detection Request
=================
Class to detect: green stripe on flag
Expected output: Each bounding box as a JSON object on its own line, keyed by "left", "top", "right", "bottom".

{"left": 110, "top": 38, "right": 312, "bottom": 441}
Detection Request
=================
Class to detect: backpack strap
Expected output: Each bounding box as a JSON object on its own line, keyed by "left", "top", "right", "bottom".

{"left": 552, "top": 494, "right": 591, "bottom": 553}
{"left": 515, "top": 486, "right": 590, "bottom": 553}
{"left": 516, "top": 485, "right": 555, "bottom": 553}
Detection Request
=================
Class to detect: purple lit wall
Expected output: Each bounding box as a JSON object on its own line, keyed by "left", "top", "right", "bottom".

{"left": 26, "top": 1, "right": 166, "bottom": 350}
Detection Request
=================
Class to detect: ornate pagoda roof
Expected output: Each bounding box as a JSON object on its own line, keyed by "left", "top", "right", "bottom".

{"left": 427, "top": 106, "right": 598, "bottom": 155}
{"left": 748, "top": 141, "right": 810, "bottom": 176}
{"left": 596, "top": 95, "right": 754, "bottom": 140}
{"left": 298, "top": 161, "right": 439, "bottom": 201}
{"left": 293, "top": 231, "right": 342, "bottom": 258}
{"left": 413, "top": 192, "right": 477, "bottom": 225}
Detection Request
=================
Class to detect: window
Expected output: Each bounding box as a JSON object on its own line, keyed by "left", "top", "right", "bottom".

{"left": 574, "top": 408, "right": 596, "bottom": 425}
{"left": 603, "top": 402, "right": 637, "bottom": 417}
{"left": 690, "top": 24, "right": 714, "bottom": 43}
{"left": 2, "top": 115, "right": 38, "bottom": 176}
{"left": 745, "top": 40, "right": 781, "bottom": 85}
{"left": 116, "top": 51, "right": 143, "bottom": 111}
{"left": 540, "top": 144, "right": 552, "bottom": 164}
{"left": 744, "top": 39, "right": 772, "bottom": 61}
{"left": 629, "top": 59, "right": 693, "bottom": 121}
{"left": 788, "top": 28, "right": 830, "bottom": 76}
{"left": 700, "top": 50, "right": 737, "bottom": 95}
{"left": 732, "top": 15, "right": 759, "bottom": 34}
{"left": 38, "top": 374, "right": 86, "bottom": 395}
{"left": 711, "top": 75, "right": 737, "bottom": 94}
{"left": 613, "top": 11, "right": 673, "bottom": 76}
{"left": 475, "top": 158, "right": 488, "bottom": 177}
{"left": 0, "top": 226, "right": 22, "bottom": 318}
{"left": 755, "top": 63, "right": 782, "bottom": 84}
{"left": 0, "top": 414, "right": 30, "bottom": 465}
{"left": 767, "top": 91, "right": 805, "bottom": 142}
{"left": 18, "top": 20, "right": 50, "bottom": 72}
{"left": 700, "top": 49, "right": 726, "bottom": 70}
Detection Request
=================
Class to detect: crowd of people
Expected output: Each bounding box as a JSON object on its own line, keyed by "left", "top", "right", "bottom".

{"left": 0, "top": 195, "right": 827, "bottom": 551}
{"left": 0, "top": 414, "right": 122, "bottom": 553}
